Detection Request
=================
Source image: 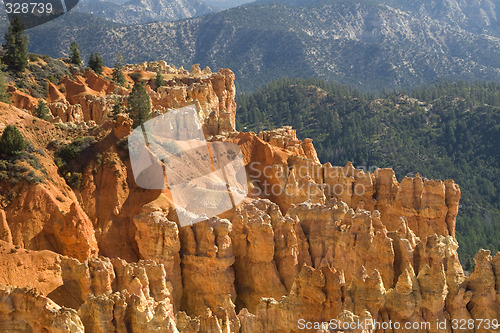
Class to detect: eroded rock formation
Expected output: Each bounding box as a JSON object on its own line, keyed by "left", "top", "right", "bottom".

{"left": 0, "top": 65, "right": 498, "bottom": 333}
{"left": 9, "top": 63, "right": 237, "bottom": 137}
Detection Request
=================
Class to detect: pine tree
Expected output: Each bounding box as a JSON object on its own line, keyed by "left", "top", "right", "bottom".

{"left": 127, "top": 82, "right": 151, "bottom": 128}
{"left": 0, "top": 125, "right": 25, "bottom": 156}
{"left": 94, "top": 53, "right": 104, "bottom": 75}
{"left": 34, "top": 99, "right": 50, "bottom": 120}
{"left": 112, "top": 55, "right": 126, "bottom": 86}
{"left": 0, "top": 75, "right": 10, "bottom": 104}
{"left": 110, "top": 95, "right": 124, "bottom": 119}
{"left": 69, "top": 41, "right": 82, "bottom": 66}
{"left": 2, "top": 17, "right": 28, "bottom": 75}
{"left": 88, "top": 53, "right": 103, "bottom": 74}
{"left": 88, "top": 53, "right": 96, "bottom": 69}
{"left": 155, "top": 68, "right": 164, "bottom": 91}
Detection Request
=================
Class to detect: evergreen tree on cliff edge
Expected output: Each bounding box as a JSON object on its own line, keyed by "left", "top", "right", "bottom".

{"left": 69, "top": 41, "right": 82, "bottom": 66}
{"left": 2, "top": 17, "right": 28, "bottom": 75}
{"left": 127, "top": 82, "right": 151, "bottom": 128}
{"left": 88, "top": 52, "right": 103, "bottom": 75}
{"left": 112, "top": 55, "right": 127, "bottom": 86}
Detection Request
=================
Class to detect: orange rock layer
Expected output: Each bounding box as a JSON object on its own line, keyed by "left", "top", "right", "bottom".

{"left": 9, "top": 64, "right": 236, "bottom": 136}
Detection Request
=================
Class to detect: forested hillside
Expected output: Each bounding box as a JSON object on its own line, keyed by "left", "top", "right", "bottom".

{"left": 237, "top": 79, "right": 500, "bottom": 269}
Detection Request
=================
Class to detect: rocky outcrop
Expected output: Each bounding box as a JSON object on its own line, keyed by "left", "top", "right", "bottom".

{"left": 48, "top": 102, "right": 85, "bottom": 123}
{"left": 180, "top": 217, "right": 239, "bottom": 332}
{"left": 228, "top": 200, "right": 288, "bottom": 312}
{"left": 258, "top": 126, "right": 320, "bottom": 164}
{"left": 7, "top": 86, "right": 39, "bottom": 111}
{"left": 467, "top": 250, "right": 499, "bottom": 333}
{"left": 77, "top": 258, "right": 178, "bottom": 333}
{"left": 236, "top": 130, "right": 324, "bottom": 211}
{"left": 0, "top": 285, "right": 84, "bottom": 332}
{"left": 0, "top": 242, "right": 63, "bottom": 296}
{"left": 149, "top": 68, "right": 237, "bottom": 135}
{"left": 0, "top": 244, "right": 180, "bottom": 332}
{"left": 0, "top": 210, "right": 12, "bottom": 244}
{"left": 113, "top": 113, "right": 133, "bottom": 139}
{"left": 38, "top": 65, "right": 238, "bottom": 136}
{"left": 385, "top": 268, "right": 423, "bottom": 329}
{"left": 133, "top": 198, "right": 182, "bottom": 310}
{"left": 4, "top": 183, "right": 98, "bottom": 261}
{"left": 236, "top": 128, "right": 461, "bottom": 240}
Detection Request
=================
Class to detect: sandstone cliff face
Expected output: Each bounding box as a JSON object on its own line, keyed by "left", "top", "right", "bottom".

{"left": 0, "top": 284, "right": 84, "bottom": 332}
{"left": 180, "top": 217, "right": 239, "bottom": 332}
{"left": 3, "top": 182, "right": 98, "bottom": 261}
{"left": 149, "top": 67, "right": 237, "bottom": 136}
{"left": 133, "top": 199, "right": 182, "bottom": 310}
{"left": 0, "top": 66, "right": 498, "bottom": 333}
{"left": 10, "top": 63, "right": 237, "bottom": 137}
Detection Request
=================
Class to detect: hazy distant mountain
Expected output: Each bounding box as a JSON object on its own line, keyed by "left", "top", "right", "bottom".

{"left": 385, "top": 0, "right": 499, "bottom": 36}
{"left": 21, "top": 0, "right": 500, "bottom": 91}
{"left": 201, "top": 0, "right": 253, "bottom": 9}
{"left": 75, "top": 0, "right": 214, "bottom": 24}
{"left": 256, "top": 0, "right": 500, "bottom": 37}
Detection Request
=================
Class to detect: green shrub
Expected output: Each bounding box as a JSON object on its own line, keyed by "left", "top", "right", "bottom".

{"left": 34, "top": 99, "right": 50, "bottom": 120}
{"left": 47, "top": 139, "right": 62, "bottom": 151}
{"left": 155, "top": 69, "right": 164, "bottom": 90}
{"left": 128, "top": 72, "right": 141, "bottom": 83}
{"left": 95, "top": 153, "right": 102, "bottom": 166}
{"left": 127, "top": 82, "right": 151, "bottom": 128}
{"left": 0, "top": 75, "right": 10, "bottom": 104}
{"left": 0, "top": 171, "right": 8, "bottom": 181}
{"left": 0, "top": 125, "right": 25, "bottom": 156}
{"left": 2, "top": 17, "right": 28, "bottom": 75}
{"left": 28, "top": 53, "right": 39, "bottom": 62}
{"left": 57, "top": 144, "right": 79, "bottom": 161}
{"left": 88, "top": 53, "right": 103, "bottom": 75}
{"left": 56, "top": 136, "right": 96, "bottom": 164}
{"left": 55, "top": 136, "right": 96, "bottom": 189}
{"left": 69, "top": 41, "right": 82, "bottom": 66}
{"left": 66, "top": 172, "right": 82, "bottom": 189}
{"left": 26, "top": 58, "right": 70, "bottom": 98}
{"left": 112, "top": 56, "right": 126, "bottom": 86}
{"left": 0, "top": 150, "right": 46, "bottom": 185}
{"left": 24, "top": 170, "right": 44, "bottom": 184}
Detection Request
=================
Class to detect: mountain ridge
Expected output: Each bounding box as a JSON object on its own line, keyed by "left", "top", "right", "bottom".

{"left": 75, "top": 0, "right": 214, "bottom": 24}
{"left": 19, "top": 0, "right": 500, "bottom": 92}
